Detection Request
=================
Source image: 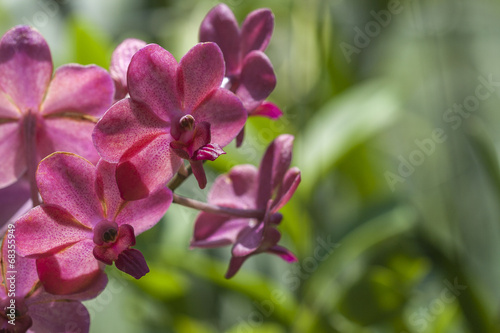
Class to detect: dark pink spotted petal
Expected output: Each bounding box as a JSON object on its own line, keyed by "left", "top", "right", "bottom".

{"left": 192, "top": 88, "right": 246, "bottom": 147}
{"left": 16, "top": 205, "right": 91, "bottom": 257}
{"left": 127, "top": 44, "right": 181, "bottom": 122}
{"left": 178, "top": 42, "right": 225, "bottom": 112}
{"left": 116, "top": 134, "right": 182, "bottom": 200}
{"left": 36, "top": 153, "right": 104, "bottom": 228}
{"left": 93, "top": 98, "right": 168, "bottom": 163}
{"left": 36, "top": 239, "right": 105, "bottom": 295}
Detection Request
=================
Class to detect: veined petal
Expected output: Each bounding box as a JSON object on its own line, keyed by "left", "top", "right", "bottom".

{"left": 0, "top": 26, "right": 52, "bottom": 113}
{"left": 237, "top": 51, "right": 276, "bottom": 112}
{"left": 199, "top": 3, "right": 241, "bottom": 76}
{"left": 117, "top": 134, "right": 182, "bottom": 201}
{"left": 93, "top": 98, "right": 168, "bottom": 163}
{"left": 36, "top": 239, "right": 105, "bottom": 295}
{"left": 36, "top": 153, "right": 103, "bottom": 228}
{"left": 15, "top": 205, "right": 91, "bottom": 257}
{"left": 41, "top": 64, "right": 114, "bottom": 117}
{"left": 240, "top": 8, "right": 274, "bottom": 55}
{"left": 110, "top": 38, "right": 147, "bottom": 100}
{"left": 28, "top": 300, "right": 90, "bottom": 333}
{"left": 191, "top": 212, "right": 251, "bottom": 248}
{"left": 192, "top": 88, "right": 246, "bottom": 147}
{"left": 178, "top": 42, "right": 225, "bottom": 111}
{"left": 272, "top": 167, "right": 301, "bottom": 213}
{"left": 256, "top": 134, "right": 294, "bottom": 209}
{"left": 0, "top": 122, "right": 25, "bottom": 188}
{"left": 127, "top": 44, "right": 181, "bottom": 122}
{"left": 208, "top": 164, "right": 258, "bottom": 209}
{"left": 37, "top": 116, "right": 101, "bottom": 165}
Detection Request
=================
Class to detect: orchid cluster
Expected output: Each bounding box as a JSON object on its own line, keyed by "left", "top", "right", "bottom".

{"left": 0, "top": 4, "right": 300, "bottom": 332}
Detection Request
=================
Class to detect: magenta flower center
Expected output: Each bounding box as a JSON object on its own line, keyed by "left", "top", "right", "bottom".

{"left": 0, "top": 297, "right": 32, "bottom": 332}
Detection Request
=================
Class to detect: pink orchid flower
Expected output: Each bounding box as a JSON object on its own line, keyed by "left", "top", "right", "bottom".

{"left": 15, "top": 153, "right": 172, "bottom": 295}
{"left": 200, "top": 4, "right": 282, "bottom": 146}
{"left": 191, "top": 134, "right": 300, "bottom": 278}
{"left": 0, "top": 230, "right": 105, "bottom": 332}
{"left": 0, "top": 25, "right": 114, "bottom": 206}
{"left": 109, "top": 38, "right": 147, "bottom": 102}
{"left": 93, "top": 42, "right": 247, "bottom": 198}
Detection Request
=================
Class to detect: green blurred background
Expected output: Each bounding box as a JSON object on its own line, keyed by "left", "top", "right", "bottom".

{"left": 2, "top": 0, "right": 500, "bottom": 332}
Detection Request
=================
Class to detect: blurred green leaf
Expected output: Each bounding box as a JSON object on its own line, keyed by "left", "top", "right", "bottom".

{"left": 69, "top": 16, "right": 111, "bottom": 68}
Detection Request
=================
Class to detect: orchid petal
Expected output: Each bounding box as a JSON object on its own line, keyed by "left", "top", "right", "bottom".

{"left": 192, "top": 88, "right": 246, "bottom": 147}
{"left": 36, "top": 153, "right": 103, "bottom": 228}
{"left": 1, "top": 233, "right": 38, "bottom": 297}
{"left": 272, "top": 167, "right": 301, "bottom": 212}
{"left": 127, "top": 44, "right": 181, "bottom": 122}
{"left": 240, "top": 8, "right": 274, "bottom": 55}
{"left": 191, "top": 212, "right": 250, "bottom": 248}
{"left": 115, "top": 248, "right": 149, "bottom": 279}
{"left": 0, "top": 122, "right": 25, "bottom": 188}
{"left": 110, "top": 38, "right": 147, "bottom": 100}
{"left": 93, "top": 98, "right": 168, "bottom": 163}
{"left": 0, "top": 178, "right": 30, "bottom": 226}
{"left": 232, "top": 223, "right": 264, "bottom": 257}
{"left": 117, "top": 134, "right": 182, "bottom": 200}
{"left": 0, "top": 91, "right": 20, "bottom": 118}
{"left": 41, "top": 64, "right": 114, "bottom": 117}
{"left": 250, "top": 101, "right": 283, "bottom": 119}
{"left": 37, "top": 116, "right": 101, "bottom": 164}
{"left": 267, "top": 245, "right": 297, "bottom": 263}
{"left": 36, "top": 239, "right": 105, "bottom": 295}
{"left": 256, "top": 134, "right": 294, "bottom": 208}
{"left": 189, "top": 159, "right": 207, "bottom": 189}
{"left": 16, "top": 205, "right": 91, "bottom": 257}
{"left": 0, "top": 26, "right": 52, "bottom": 113}
{"left": 237, "top": 51, "right": 276, "bottom": 112}
{"left": 115, "top": 189, "right": 172, "bottom": 235}
{"left": 199, "top": 4, "right": 241, "bottom": 76}
{"left": 225, "top": 256, "right": 247, "bottom": 279}
{"left": 208, "top": 164, "right": 258, "bottom": 209}
{"left": 178, "top": 42, "right": 225, "bottom": 111}
{"left": 28, "top": 300, "right": 90, "bottom": 333}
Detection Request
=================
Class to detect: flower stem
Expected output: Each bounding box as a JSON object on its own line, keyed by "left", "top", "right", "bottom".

{"left": 172, "top": 193, "right": 265, "bottom": 219}
{"left": 24, "top": 111, "right": 40, "bottom": 206}
{"left": 167, "top": 163, "right": 192, "bottom": 191}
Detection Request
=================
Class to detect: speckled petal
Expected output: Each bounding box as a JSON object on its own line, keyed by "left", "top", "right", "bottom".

{"left": 36, "top": 153, "right": 103, "bottom": 228}
{"left": 110, "top": 38, "right": 147, "bottom": 100}
{"left": 0, "top": 121, "right": 25, "bottom": 188}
